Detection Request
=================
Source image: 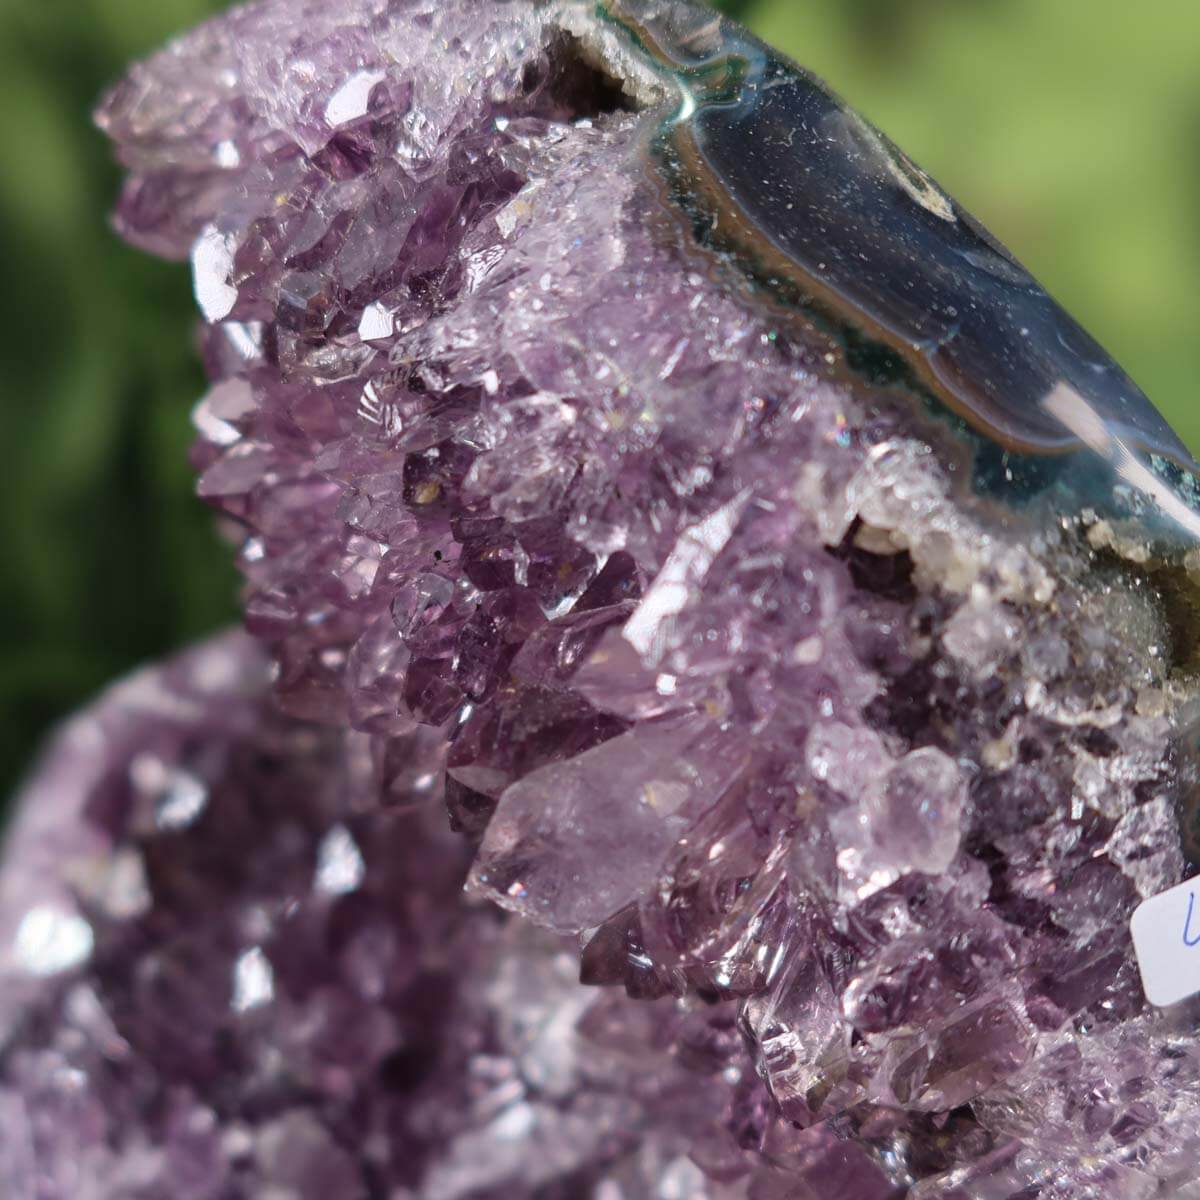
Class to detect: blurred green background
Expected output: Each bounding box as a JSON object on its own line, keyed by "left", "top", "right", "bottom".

{"left": 2, "top": 0, "right": 1199, "bottom": 798}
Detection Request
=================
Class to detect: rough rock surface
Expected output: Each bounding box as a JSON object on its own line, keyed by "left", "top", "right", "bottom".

{"left": 3, "top": 0, "right": 1200, "bottom": 1195}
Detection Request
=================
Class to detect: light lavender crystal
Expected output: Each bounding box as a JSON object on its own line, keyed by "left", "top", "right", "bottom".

{"left": 0, "top": 635, "right": 751, "bottom": 1198}
{"left": 3, "top": 0, "right": 1200, "bottom": 1195}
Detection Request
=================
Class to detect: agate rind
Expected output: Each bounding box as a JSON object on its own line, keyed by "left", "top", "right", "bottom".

{"left": 582, "top": 0, "right": 1200, "bottom": 558}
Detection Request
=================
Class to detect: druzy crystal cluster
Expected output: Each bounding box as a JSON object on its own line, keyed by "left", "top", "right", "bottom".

{"left": 5, "top": 0, "right": 1200, "bottom": 1196}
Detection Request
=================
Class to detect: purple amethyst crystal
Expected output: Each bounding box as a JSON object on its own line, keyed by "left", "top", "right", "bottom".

{"left": 0, "top": 635, "right": 747, "bottom": 1197}
{"left": 5, "top": 0, "right": 1200, "bottom": 1195}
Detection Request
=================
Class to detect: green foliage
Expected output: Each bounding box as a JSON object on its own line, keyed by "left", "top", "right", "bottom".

{"left": 0, "top": 0, "right": 232, "bottom": 795}
{"left": 2, "top": 0, "right": 1198, "bottom": 796}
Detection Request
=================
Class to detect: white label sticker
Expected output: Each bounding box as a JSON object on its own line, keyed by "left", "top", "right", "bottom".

{"left": 1130, "top": 875, "right": 1200, "bottom": 1007}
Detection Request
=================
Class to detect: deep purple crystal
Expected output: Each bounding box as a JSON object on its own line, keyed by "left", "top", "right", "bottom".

{"left": 4, "top": 0, "right": 1200, "bottom": 1195}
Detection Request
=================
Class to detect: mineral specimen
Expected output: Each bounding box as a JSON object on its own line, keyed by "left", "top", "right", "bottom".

{"left": 0, "top": 635, "right": 750, "bottom": 1197}
{"left": 4, "top": 0, "right": 1200, "bottom": 1196}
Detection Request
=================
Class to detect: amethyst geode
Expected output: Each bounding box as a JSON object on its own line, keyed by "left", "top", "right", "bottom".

{"left": 5, "top": 0, "right": 1200, "bottom": 1195}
